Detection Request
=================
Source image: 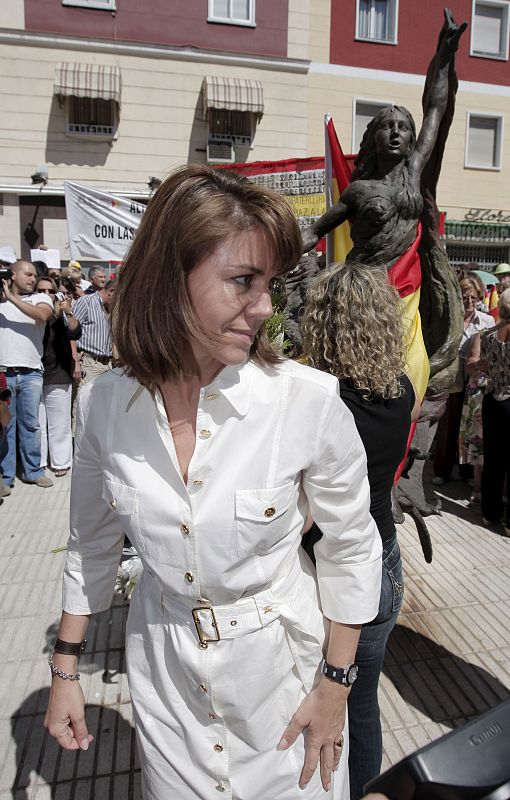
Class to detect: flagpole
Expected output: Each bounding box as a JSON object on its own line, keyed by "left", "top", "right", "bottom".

{"left": 324, "top": 113, "right": 333, "bottom": 268}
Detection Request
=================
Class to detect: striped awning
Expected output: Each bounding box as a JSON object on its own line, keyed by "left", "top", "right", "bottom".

{"left": 202, "top": 76, "right": 264, "bottom": 119}
{"left": 54, "top": 63, "right": 121, "bottom": 103}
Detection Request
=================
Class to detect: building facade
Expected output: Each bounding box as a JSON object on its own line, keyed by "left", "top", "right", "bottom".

{"left": 0, "top": 0, "right": 509, "bottom": 266}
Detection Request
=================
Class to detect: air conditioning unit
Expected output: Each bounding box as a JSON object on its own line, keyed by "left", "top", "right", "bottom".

{"left": 207, "top": 138, "right": 235, "bottom": 164}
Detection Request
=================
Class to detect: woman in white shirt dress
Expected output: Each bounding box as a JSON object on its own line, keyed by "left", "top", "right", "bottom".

{"left": 44, "top": 166, "right": 382, "bottom": 799}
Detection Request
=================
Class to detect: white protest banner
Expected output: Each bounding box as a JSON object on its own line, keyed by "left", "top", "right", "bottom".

{"left": 64, "top": 181, "right": 145, "bottom": 260}
{"left": 0, "top": 246, "right": 16, "bottom": 264}
{"left": 30, "top": 248, "right": 61, "bottom": 269}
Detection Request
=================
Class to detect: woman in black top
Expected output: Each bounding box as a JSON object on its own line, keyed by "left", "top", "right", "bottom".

{"left": 302, "top": 262, "right": 419, "bottom": 800}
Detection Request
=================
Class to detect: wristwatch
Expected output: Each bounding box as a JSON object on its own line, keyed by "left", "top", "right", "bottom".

{"left": 322, "top": 660, "right": 358, "bottom": 687}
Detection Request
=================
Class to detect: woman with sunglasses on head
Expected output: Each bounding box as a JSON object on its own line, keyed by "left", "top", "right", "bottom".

{"left": 36, "top": 276, "right": 81, "bottom": 478}
{"left": 44, "top": 165, "right": 382, "bottom": 800}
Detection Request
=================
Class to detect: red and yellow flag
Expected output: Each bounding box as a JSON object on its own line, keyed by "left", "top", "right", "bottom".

{"left": 324, "top": 114, "right": 353, "bottom": 264}
{"left": 489, "top": 286, "right": 499, "bottom": 320}
{"left": 387, "top": 224, "right": 429, "bottom": 401}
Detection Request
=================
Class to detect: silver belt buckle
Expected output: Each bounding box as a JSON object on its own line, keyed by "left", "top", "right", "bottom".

{"left": 192, "top": 606, "right": 221, "bottom": 649}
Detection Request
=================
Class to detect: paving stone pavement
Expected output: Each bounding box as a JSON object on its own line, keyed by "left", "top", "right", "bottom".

{"left": 1, "top": 472, "right": 509, "bottom": 798}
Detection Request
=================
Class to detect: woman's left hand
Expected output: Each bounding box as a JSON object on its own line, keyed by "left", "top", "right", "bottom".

{"left": 278, "top": 676, "right": 349, "bottom": 792}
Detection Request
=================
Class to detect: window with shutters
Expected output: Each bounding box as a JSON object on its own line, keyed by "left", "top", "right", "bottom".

{"left": 67, "top": 97, "right": 117, "bottom": 139}
{"left": 471, "top": 0, "right": 509, "bottom": 59}
{"left": 207, "top": 110, "right": 255, "bottom": 163}
{"left": 465, "top": 113, "right": 503, "bottom": 169}
{"left": 356, "top": 0, "right": 398, "bottom": 44}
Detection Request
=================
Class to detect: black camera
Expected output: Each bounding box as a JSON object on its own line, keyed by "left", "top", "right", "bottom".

{"left": 365, "top": 698, "right": 510, "bottom": 799}
{"left": 0, "top": 267, "right": 13, "bottom": 299}
{"left": 0, "top": 387, "right": 12, "bottom": 402}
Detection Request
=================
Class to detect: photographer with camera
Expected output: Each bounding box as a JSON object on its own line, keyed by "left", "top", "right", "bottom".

{"left": 0, "top": 260, "right": 54, "bottom": 494}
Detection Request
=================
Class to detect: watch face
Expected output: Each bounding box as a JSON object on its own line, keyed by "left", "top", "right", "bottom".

{"left": 347, "top": 665, "right": 358, "bottom": 685}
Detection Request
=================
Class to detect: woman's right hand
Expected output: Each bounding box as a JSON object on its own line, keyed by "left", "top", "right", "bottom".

{"left": 58, "top": 297, "right": 74, "bottom": 316}
{"left": 44, "top": 678, "right": 94, "bottom": 751}
{"left": 72, "top": 360, "right": 82, "bottom": 382}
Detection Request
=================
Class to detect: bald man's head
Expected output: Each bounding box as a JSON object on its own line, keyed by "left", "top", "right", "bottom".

{"left": 10, "top": 260, "right": 37, "bottom": 295}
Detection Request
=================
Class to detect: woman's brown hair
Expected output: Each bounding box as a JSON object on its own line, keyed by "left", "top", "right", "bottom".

{"left": 112, "top": 164, "right": 302, "bottom": 389}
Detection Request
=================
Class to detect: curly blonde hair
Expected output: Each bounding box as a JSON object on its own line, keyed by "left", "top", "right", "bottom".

{"left": 301, "top": 262, "right": 406, "bottom": 399}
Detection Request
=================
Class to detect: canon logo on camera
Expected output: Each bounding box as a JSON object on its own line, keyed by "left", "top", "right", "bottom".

{"left": 469, "top": 722, "right": 503, "bottom": 747}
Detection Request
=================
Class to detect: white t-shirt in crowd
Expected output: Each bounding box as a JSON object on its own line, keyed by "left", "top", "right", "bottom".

{"left": 0, "top": 292, "right": 53, "bottom": 369}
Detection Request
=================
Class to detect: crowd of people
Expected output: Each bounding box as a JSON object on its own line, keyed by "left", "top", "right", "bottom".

{"left": 432, "top": 263, "right": 510, "bottom": 534}
{"left": 0, "top": 258, "right": 116, "bottom": 498}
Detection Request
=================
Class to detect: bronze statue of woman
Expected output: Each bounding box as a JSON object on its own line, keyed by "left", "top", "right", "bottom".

{"left": 302, "top": 8, "right": 467, "bottom": 393}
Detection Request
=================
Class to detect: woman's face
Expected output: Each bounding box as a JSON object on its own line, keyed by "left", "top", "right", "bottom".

{"left": 374, "top": 109, "right": 413, "bottom": 161}
{"left": 37, "top": 279, "right": 56, "bottom": 299}
{"left": 461, "top": 286, "right": 477, "bottom": 317}
{"left": 186, "top": 229, "right": 280, "bottom": 376}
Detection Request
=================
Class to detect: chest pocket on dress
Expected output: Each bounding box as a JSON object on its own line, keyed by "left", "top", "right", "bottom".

{"left": 102, "top": 479, "right": 144, "bottom": 552}
{"left": 235, "top": 482, "right": 297, "bottom": 559}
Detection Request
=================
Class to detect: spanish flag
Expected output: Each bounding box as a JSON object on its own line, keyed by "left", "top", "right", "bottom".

{"left": 489, "top": 286, "right": 499, "bottom": 320}
{"left": 387, "top": 225, "right": 429, "bottom": 401}
{"left": 324, "top": 114, "right": 353, "bottom": 264}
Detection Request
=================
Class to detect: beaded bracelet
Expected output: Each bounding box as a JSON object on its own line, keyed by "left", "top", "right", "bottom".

{"left": 48, "top": 654, "right": 81, "bottom": 681}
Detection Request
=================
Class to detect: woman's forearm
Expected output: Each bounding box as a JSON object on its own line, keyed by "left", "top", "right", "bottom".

{"left": 51, "top": 611, "right": 91, "bottom": 672}
{"left": 325, "top": 620, "right": 361, "bottom": 666}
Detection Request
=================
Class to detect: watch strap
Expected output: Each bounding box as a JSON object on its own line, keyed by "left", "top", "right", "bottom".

{"left": 322, "top": 660, "right": 358, "bottom": 686}
{"left": 54, "top": 638, "right": 87, "bottom": 656}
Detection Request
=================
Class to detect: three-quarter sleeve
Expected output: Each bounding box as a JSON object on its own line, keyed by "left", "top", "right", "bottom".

{"left": 62, "top": 385, "right": 124, "bottom": 615}
{"left": 303, "top": 388, "right": 382, "bottom": 624}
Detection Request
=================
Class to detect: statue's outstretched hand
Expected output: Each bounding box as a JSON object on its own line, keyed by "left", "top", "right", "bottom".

{"left": 301, "top": 230, "right": 319, "bottom": 254}
{"left": 285, "top": 254, "right": 319, "bottom": 293}
{"left": 437, "top": 8, "right": 467, "bottom": 65}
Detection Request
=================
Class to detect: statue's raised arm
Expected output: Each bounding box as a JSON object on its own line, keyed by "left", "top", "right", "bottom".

{"left": 302, "top": 8, "right": 467, "bottom": 268}
{"left": 410, "top": 8, "right": 467, "bottom": 177}
{"left": 293, "top": 9, "right": 468, "bottom": 396}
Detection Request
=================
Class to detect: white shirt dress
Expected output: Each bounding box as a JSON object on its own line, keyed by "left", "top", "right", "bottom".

{"left": 63, "top": 359, "right": 382, "bottom": 800}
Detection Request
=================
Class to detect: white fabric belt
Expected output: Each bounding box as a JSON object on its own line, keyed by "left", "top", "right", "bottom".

{"left": 149, "top": 557, "right": 304, "bottom": 647}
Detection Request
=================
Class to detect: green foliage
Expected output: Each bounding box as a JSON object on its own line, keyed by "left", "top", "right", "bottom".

{"left": 265, "top": 309, "right": 292, "bottom": 353}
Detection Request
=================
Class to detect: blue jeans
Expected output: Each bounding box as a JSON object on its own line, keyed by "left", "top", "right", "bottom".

{"left": 348, "top": 533, "right": 404, "bottom": 800}
{"left": 0, "top": 369, "right": 44, "bottom": 485}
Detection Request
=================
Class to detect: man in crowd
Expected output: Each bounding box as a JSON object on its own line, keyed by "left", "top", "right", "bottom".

{"left": 85, "top": 265, "right": 107, "bottom": 294}
{"left": 494, "top": 262, "right": 510, "bottom": 295}
{"left": 0, "top": 260, "right": 54, "bottom": 493}
{"left": 73, "top": 278, "right": 117, "bottom": 384}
